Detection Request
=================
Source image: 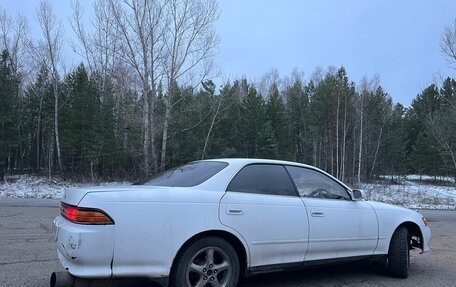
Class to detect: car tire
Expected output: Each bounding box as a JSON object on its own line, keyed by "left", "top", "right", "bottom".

{"left": 387, "top": 226, "right": 409, "bottom": 278}
{"left": 170, "top": 236, "right": 240, "bottom": 287}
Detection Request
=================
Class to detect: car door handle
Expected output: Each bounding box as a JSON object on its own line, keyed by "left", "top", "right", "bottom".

{"left": 311, "top": 211, "right": 325, "bottom": 217}
{"left": 226, "top": 208, "right": 243, "bottom": 215}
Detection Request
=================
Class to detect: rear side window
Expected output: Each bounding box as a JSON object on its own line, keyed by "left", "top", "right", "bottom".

{"left": 227, "top": 164, "right": 297, "bottom": 196}
{"left": 143, "top": 161, "right": 228, "bottom": 187}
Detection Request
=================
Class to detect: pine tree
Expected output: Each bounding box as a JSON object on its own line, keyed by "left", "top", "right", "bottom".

{"left": 258, "top": 121, "right": 278, "bottom": 159}
{"left": 0, "top": 50, "right": 20, "bottom": 177}
{"left": 168, "top": 85, "right": 203, "bottom": 166}
{"left": 409, "top": 131, "right": 441, "bottom": 177}
{"left": 440, "top": 77, "right": 456, "bottom": 107}
{"left": 286, "top": 79, "right": 310, "bottom": 163}
{"left": 60, "top": 64, "right": 105, "bottom": 179}
{"left": 395, "top": 79, "right": 456, "bottom": 179}
{"left": 241, "top": 85, "right": 265, "bottom": 157}
{"left": 204, "top": 82, "right": 243, "bottom": 158}
{"left": 364, "top": 86, "right": 392, "bottom": 180}
{"left": 382, "top": 104, "right": 407, "bottom": 181}
{"left": 265, "top": 83, "right": 290, "bottom": 160}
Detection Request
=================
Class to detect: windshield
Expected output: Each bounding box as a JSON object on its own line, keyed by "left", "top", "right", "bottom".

{"left": 142, "top": 161, "right": 228, "bottom": 187}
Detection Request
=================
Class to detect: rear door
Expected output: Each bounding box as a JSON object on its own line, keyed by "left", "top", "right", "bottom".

{"left": 286, "top": 166, "right": 378, "bottom": 261}
{"left": 219, "top": 164, "right": 309, "bottom": 267}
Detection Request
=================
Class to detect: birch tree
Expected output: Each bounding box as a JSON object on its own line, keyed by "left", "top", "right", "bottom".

{"left": 106, "top": 0, "right": 166, "bottom": 176}
{"left": 161, "top": 0, "right": 219, "bottom": 171}
{"left": 30, "top": 1, "right": 64, "bottom": 177}
{"left": 356, "top": 76, "right": 380, "bottom": 184}
{"left": 367, "top": 86, "right": 391, "bottom": 180}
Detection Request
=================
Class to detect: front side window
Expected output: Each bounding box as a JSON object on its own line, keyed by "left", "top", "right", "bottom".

{"left": 227, "top": 164, "right": 297, "bottom": 196}
{"left": 286, "top": 166, "right": 350, "bottom": 200}
{"left": 143, "top": 161, "right": 228, "bottom": 187}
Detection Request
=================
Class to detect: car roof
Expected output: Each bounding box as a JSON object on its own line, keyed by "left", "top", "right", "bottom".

{"left": 200, "top": 158, "right": 313, "bottom": 168}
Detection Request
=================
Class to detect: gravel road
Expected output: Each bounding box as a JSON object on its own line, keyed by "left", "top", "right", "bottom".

{"left": 0, "top": 198, "right": 455, "bottom": 287}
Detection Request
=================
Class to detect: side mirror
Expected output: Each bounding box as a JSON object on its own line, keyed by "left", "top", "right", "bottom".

{"left": 352, "top": 189, "right": 364, "bottom": 200}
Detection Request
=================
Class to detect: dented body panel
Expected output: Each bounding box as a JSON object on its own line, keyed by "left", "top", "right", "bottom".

{"left": 54, "top": 216, "right": 114, "bottom": 278}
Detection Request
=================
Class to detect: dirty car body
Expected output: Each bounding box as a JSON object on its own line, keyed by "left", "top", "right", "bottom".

{"left": 53, "top": 158, "right": 431, "bottom": 287}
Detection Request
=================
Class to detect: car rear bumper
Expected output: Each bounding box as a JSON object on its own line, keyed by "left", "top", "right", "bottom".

{"left": 54, "top": 215, "right": 115, "bottom": 278}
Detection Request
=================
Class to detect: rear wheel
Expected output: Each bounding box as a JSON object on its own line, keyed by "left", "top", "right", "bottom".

{"left": 170, "top": 237, "right": 240, "bottom": 287}
{"left": 387, "top": 226, "right": 410, "bottom": 278}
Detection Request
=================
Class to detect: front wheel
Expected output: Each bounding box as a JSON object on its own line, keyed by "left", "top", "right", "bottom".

{"left": 387, "top": 226, "right": 410, "bottom": 278}
{"left": 170, "top": 237, "right": 240, "bottom": 287}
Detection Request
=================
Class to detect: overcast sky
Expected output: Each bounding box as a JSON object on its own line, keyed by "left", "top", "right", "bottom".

{"left": 1, "top": 0, "right": 455, "bottom": 106}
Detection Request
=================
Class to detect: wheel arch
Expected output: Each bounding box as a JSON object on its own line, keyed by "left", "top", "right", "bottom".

{"left": 395, "top": 221, "right": 423, "bottom": 250}
{"left": 170, "top": 229, "right": 249, "bottom": 277}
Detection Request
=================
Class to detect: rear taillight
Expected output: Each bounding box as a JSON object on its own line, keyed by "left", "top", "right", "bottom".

{"left": 60, "top": 202, "right": 114, "bottom": 224}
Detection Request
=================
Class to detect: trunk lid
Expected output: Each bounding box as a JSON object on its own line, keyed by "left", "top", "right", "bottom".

{"left": 61, "top": 185, "right": 166, "bottom": 206}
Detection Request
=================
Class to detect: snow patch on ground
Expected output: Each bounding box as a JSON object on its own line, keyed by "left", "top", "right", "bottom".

{"left": 362, "top": 180, "right": 456, "bottom": 210}
{"left": 379, "top": 174, "right": 455, "bottom": 183}
{"left": 405, "top": 174, "right": 455, "bottom": 183}
{"left": 0, "top": 175, "right": 130, "bottom": 199}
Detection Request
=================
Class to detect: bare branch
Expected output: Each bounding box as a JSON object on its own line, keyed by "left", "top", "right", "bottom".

{"left": 441, "top": 19, "right": 456, "bottom": 69}
{"left": 0, "top": 7, "right": 29, "bottom": 76}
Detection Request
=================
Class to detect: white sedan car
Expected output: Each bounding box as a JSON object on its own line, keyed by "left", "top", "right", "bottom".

{"left": 52, "top": 158, "right": 430, "bottom": 287}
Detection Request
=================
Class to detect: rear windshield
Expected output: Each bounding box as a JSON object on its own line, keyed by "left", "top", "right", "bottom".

{"left": 142, "top": 161, "right": 228, "bottom": 187}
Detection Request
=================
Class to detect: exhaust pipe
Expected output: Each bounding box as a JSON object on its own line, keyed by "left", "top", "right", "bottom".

{"left": 50, "top": 271, "right": 75, "bottom": 287}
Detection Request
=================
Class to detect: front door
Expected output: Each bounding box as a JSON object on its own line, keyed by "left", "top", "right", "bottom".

{"left": 286, "top": 166, "right": 378, "bottom": 261}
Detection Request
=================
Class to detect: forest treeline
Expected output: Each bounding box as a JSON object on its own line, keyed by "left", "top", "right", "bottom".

{"left": 2, "top": 57, "right": 456, "bottom": 183}
{"left": 1, "top": 1, "right": 456, "bottom": 184}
